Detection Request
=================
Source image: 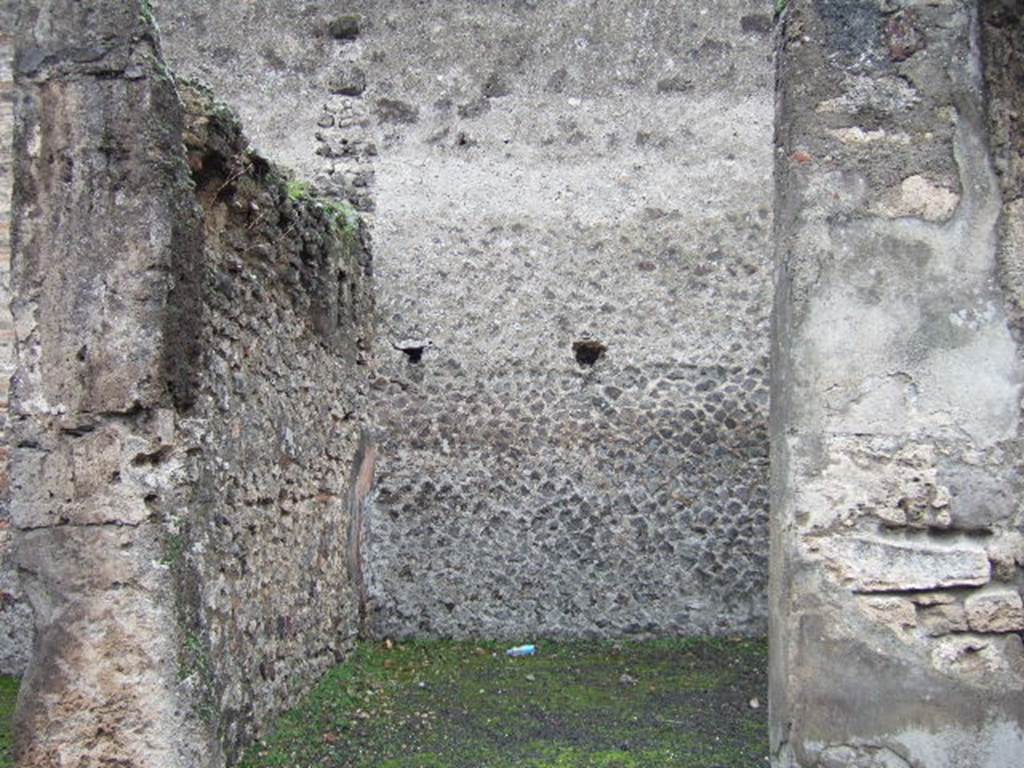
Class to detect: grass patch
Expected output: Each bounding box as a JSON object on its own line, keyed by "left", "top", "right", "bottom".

{"left": 323, "top": 199, "right": 361, "bottom": 238}
{"left": 0, "top": 676, "right": 17, "bottom": 768}
{"left": 284, "top": 178, "right": 360, "bottom": 238}
{"left": 286, "top": 179, "right": 313, "bottom": 201}
{"left": 240, "top": 638, "right": 767, "bottom": 768}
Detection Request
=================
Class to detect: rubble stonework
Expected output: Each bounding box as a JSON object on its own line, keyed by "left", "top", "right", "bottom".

{"left": 157, "top": 0, "right": 776, "bottom": 640}
{"left": 771, "top": 1, "right": 1024, "bottom": 766}
{"left": 8, "top": 1, "right": 373, "bottom": 764}
{"left": 173, "top": 81, "right": 374, "bottom": 762}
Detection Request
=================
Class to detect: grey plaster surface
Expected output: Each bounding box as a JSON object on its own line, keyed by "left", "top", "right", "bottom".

{"left": 8, "top": 3, "right": 219, "bottom": 763}
{"left": 0, "top": 25, "right": 31, "bottom": 678}
{"left": 770, "top": 1, "right": 1024, "bottom": 765}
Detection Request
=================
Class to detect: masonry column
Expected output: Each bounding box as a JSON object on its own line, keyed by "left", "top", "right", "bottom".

{"left": 10, "top": 1, "right": 216, "bottom": 765}
{"left": 0, "top": 3, "right": 33, "bottom": 677}
{"left": 771, "top": 1, "right": 1024, "bottom": 766}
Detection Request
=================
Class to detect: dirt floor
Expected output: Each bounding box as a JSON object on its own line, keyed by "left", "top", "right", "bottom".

{"left": 240, "top": 638, "right": 768, "bottom": 768}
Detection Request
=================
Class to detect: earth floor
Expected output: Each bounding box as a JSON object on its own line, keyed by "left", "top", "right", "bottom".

{"left": 240, "top": 638, "right": 769, "bottom": 768}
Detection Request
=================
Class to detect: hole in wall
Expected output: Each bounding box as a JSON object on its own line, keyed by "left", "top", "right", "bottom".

{"left": 402, "top": 346, "right": 424, "bottom": 363}
{"left": 572, "top": 339, "right": 607, "bottom": 367}
{"left": 393, "top": 338, "right": 432, "bottom": 364}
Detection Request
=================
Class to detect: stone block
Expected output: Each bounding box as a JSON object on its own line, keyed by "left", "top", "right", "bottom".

{"left": 965, "top": 588, "right": 1024, "bottom": 634}
{"left": 329, "top": 66, "right": 366, "bottom": 97}
{"left": 858, "top": 596, "right": 917, "bottom": 632}
{"left": 328, "top": 15, "right": 361, "bottom": 40}
{"left": 69, "top": 425, "right": 124, "bottom": 498}
{"left": 9, "top": 445, "right": 73, "bottom": 529}
{"left": 987, "top": 533, "right": 1024, "bottom": 582}
{"left": 931, "top": 634, "right": 1023, "bottom": 678}
{"left": 909, "top": 591, "right": 957, "bottom": 607}
{"left": 919, "top": 601, "right": 968, "bottom": 636}
{"left": 826, "top": 536, "right": 991, "bottom": 592}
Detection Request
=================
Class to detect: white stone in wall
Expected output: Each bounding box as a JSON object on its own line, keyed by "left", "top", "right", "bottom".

{"left": 871, "top": 174, "right": 961, "bottom": 222}
{"left": 930, "top": 634, "right": 1024, "bottom": 679}
{"left": 821, "top": 536, "right": 991, "bottom": 592}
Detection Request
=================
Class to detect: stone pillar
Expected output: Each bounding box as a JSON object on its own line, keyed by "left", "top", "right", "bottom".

{"left": 0, "top": 3, "right": 32, "bottom": 677}
{"left": 9, "top": 1, "right": 216, "bottom": 765}
{"left": 771, "top": 1, "right": 1024, "bottom": 766}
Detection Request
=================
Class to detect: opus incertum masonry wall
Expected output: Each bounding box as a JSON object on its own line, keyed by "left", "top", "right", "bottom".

{"left": 157, "top": 0, "right": 777, "bottom": 640}
{"left": 771, "top": 1, "right": 1023, "bottom": 765}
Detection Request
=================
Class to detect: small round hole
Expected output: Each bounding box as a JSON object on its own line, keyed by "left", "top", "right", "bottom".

{"left": 572, "top": 339, "right": 607, "bottom": 367}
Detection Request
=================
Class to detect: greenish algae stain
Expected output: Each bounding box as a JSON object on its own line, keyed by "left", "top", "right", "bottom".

{"left": 0, "top": 676, "right": 18, "bottom": 768}
{"left": 240, "top": 639, "right": 767, "bottom": 768}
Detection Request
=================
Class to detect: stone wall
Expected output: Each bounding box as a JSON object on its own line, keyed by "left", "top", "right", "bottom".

{"left": 770, "top": 1, "right": 1024, "bottom": 766}
{"left": 0, "top": 0, "right": 31, "bottom": 677}
{"left": 174, "top": 82, "right": 374, "bottom": 762}
{"left": 157, "top": 0, "right": 777, "bottom": 639}
{"left": 8, "top": 2, "right": 373, "bottom": 764}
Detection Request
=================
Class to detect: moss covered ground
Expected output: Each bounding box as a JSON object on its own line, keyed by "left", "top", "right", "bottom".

{"left": 241, "top": 638, "right": 768, "bottom": 768}
{"left": 0, "top": 676, "right": 17, "bottom": 768}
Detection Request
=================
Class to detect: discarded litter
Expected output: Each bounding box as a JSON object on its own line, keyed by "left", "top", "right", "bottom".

{"left": 506, "top": 644, "right": 536, "bottom": 657}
